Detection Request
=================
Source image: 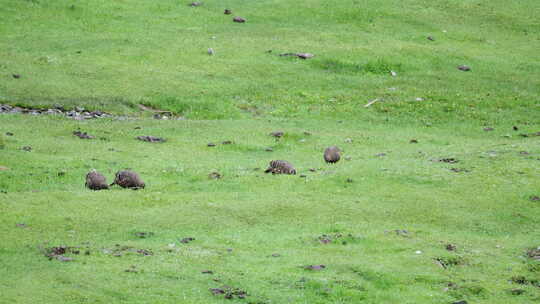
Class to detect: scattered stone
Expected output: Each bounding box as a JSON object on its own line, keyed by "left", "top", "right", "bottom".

{"left": 344, "top": 156, "right": 352, "bottom": 161}
{"left": 180, "top": 237, "right": 195, "bottom": 244}
{"left": 125, "top": 265, "right": 139, "bottom": 273}
{"left": 297, "top": 53, "right": 314, "bottom": 59}
{"left": 304, "top": 264, "right": 326, "bottom": 271}
{"left": 410, "top": 139, "right": 418, "bottom": 143}
{"left": 483, "top": 127, "right": 494, "bottom": 132}
{"left": 427, "top": 36, "right": 435, "bottom": 41}
{"left": 457, "top": 65, "right": 471, "bottom": 71}
{"left": 209, "top": 172, "right": 222, "bottom": 179}
{"left": 344, "top": 138, "right": 353, "bottom": 143}
{"left": 136, "top": 136, "right": 166, "bottom": 143}
{"left": 439, "top": 158, "right": 459, "bottom": 163}
{"left": 0, "top": 104, "right": 111, "bottom": 120}
{"left": 233, "top": 16, "right": 246, "bottom": 23}
{"left": 134, "top": 232, "right": 154, "bottom": 238}
{"left": 85, "top": 169, "right": 109, "bottom": 190}
{"left": 269, "top": 131, "right": 284, "bottom": 138}
{"left": 529, "top": 196, "right": 540, "bottom": 201}
{"left": 271, "top": 253, "right": 281, "bottom": 257}
{"left": 509, "top": 288, "right": 525, "bottom": 295}
{"left": 375, "top": 153, "right": 386, "bottom": 157}
{"left": 264, "top": 160, "right": 296, "bottom": 175}
{"left": 207, "top": 142, "right": 216, "bottom": 147}
{"left": 21, "top": 146, "right": 32, "bottom": 152}
{"left": 110, "top": 170, "right": 145, "bottom": 189}
{"left": 446, "top": 244, "right": 457, "bottom": 251}
{"left": 207, "top": 48, "right": 214, "bottom": 55}
{"left": 210, "top": 287, "right": 247, "bottom": 299}
{"left": 519, "top": 151, "right": 529, "bottom": 155}
{"left": 224, "top": 9, "right": 232, "bottom": 15}
{"left": 526, "top": 247, "right": 540, "bottom": 260}
{"left": 73, "top": 130, "right": 95, "bottom": 139}
{"left": 189, "top": 2, "right": 202, "bottom": 6}
{"left": 201, "top": 270, "right": 213, "bottom": 274}
{"left": 42, "top": 246, "right": 77, "bottom": 261}
{"left": 136, "top": 249, "right": 153, "bottom": 256}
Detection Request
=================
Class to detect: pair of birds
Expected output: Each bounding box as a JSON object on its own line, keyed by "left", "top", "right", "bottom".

{"left": 85, "top": 170, "right": 145, "bottom": 190}
{"left": 264, "top": 146, "right": 341, "bottom": 175}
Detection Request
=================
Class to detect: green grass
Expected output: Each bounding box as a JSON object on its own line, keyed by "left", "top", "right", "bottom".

{"left": 1, "top": 0, "right": 540, "bottom": 303}
{"left": 1, "top": 0, "right": 539, "bottom": 121}
{"left": 0, "top": 115, "right": 539, "bottom": 303}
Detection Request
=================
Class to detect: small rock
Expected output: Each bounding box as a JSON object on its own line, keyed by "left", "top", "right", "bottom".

{"left": 299, "top": 174, "right": 307, "bottom": 178}
{"left": 207, "top": 143, "right": 216, "bottom": 147}
{"left": 201, "top": 270, "right": 214, "bottom": 274}
{"left": 271, "top": 253, "right": 281, "bottom": 257}
{"left": 452, "top": 301, "right": 467, "bottom": 304}
{"left": 73, "top": 131, "right": 95, "bottom": 139}
{"left": 344, "top": 156, "right": 352, "bottom": 161}
{"left": 304, "top": 264, "right": 326, "bottom": 270}
{"left": 530, "top": 196, "right": 540, "bottom": 202}
{"left": 390, "top": 70, "right": 397, "bottom": 77}
{"left": 269, "top": 131, "right": 284, "bottom": 138}
{"left": 309, "top": 168, "right": 316, "bottom": 172}
{"left": 427, "top": 36, "right": 435, "bottom": 41}
{"left": 136, "top": 136, "right": 166, "bottom": 143}
{"left": 509, "top": 288, "right": 525, "bottom": 295}
{"left": 221, "top": 140, "right": 232, "bottom": 145}
{"left": 224, "top": 9, "right": 232, "bottom": 14}
{"left": 207, "top": 48, "right": 214, "bottom": 55}
{"left": 483, "top": 127, "right": 494, "bottom": 132}
{"left": 415, "top": 97, "right": 424, "bottom": 101}
{"left": 446, "top": 244, "right": 457, "bottom": 251}
{"left": 21, "top": 146, "right": 32, "bottom": 152}
{"left": 344, "top": 138, "right": 353, "bottom": 143}
{"left": 189, "top": 2, "right": 202, "bottom": 6}
{"left": 457, "top": 65, "right": 471, "bottom": 72}
{"left": 296, "top": 53, "right": 314, "bottom": 59}
{"left": 375, "top": 153, "right": 386, "bottom": 157}
{"left": 346, "top": 178, "right": 353, "bottom": 183}
{"left": 513, "top": 126, "right": 519, "bottom": 131}
{"left": 209, "top": 172, "right": 222, "bottom": 179}
{"left": 265, "top": 147, "right": 273, "bottom": 152}
{"left": 233, "top": 16, "right": 246, "bottom": 23}
{"left": 12, "top": 74, "right": 21, "bottom": 79}
{"left": 415, "top": 250, "right": 422, "bottom": 254}
{"left": 180, "top": 237, "right": 195, "bottom": 244}
{"left": 410, "top": 139, "right": 418, "bottom": 143}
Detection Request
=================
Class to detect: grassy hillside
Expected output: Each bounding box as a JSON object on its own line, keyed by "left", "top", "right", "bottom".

{"left": 1, "top": 0, "right": 539, "bottom": 121}
{"left": 0, "top": 115, "right": 539, "bottom": 303}
{"left": 0, "top": 0, "right": 539, "bottom": 303}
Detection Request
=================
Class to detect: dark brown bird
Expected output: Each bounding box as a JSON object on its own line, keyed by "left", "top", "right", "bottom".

{"left": 85, "top": 169, "right": 109, "bottom": 190}
{"left": 110, "top": 170, "right": 145, "bottom": 189}
{"left": 264, "top": 160, "right": 296, "bottom": 175}
{"left": 324, "top": 146, "right": 341, "bottom": 163}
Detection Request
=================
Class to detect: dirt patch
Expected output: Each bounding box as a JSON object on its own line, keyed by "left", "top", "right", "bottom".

{"left": 41, "top": 245, "right": 81, "bottom": 262}
{"left": 439, "top": 158, "right": 459, "bottom": 163}
{"left": 434, "top": 256, "right": 465, "bottom": 269}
